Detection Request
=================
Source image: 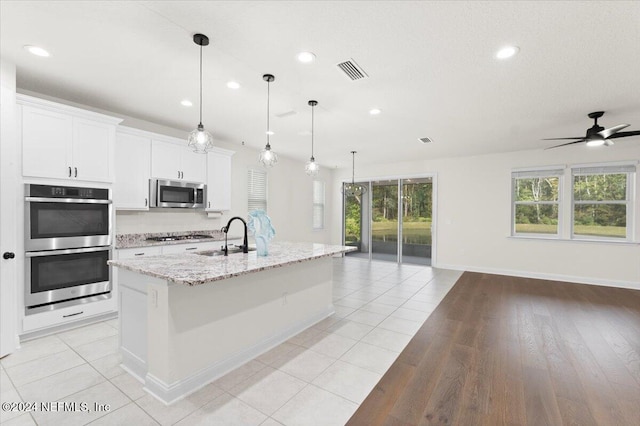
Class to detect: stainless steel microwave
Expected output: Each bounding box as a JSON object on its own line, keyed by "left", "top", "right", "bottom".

{"left": 149, "top": 179, "right": 205, "bottom": 208}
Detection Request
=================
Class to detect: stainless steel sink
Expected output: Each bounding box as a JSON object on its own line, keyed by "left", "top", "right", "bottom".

{"left": 196, "top": 246, "right": 255, "bottom": 257}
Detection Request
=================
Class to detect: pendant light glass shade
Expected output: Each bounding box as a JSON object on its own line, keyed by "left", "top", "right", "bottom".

{"left": 342, "top": 151, "right": 367, "bottom": 196}
{"left": 259, "top": 74, "right": 278, "bottom": 167}
{"left": 188, "top": 33, "right": 214, "bottom": 154}
{"left": 305, "top": 100, "right": 320, "bottom": 176}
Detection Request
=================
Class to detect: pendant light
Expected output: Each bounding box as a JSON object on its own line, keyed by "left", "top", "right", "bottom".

{"left": 343, "top": 151, "right": 367, "bottom": 196}
{"left": 258, "top": 74, "right": 278, "bottom": 167}
{"left": 187, "top": 33, "right": 214, "bottom": 154}
{"left": 305, "top": 100, "right": 319, "bottom": 176}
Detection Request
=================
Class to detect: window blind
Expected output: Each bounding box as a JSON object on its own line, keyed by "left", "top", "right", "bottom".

{"left": 572, "top": 164, "right": 636, "bottom": 175}
{"left": 248, "top": 169, "right": 267, "bottom": 212}
{"left": 313, "top": 180, "right": 325, "bottom": 229}
{"left": 512, "top": 168, "right": 564, "bottom": 179}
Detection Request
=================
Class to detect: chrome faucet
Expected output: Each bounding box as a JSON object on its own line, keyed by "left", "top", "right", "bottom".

{"left": 221, "top": 216, "right": 249, "bottom": 256}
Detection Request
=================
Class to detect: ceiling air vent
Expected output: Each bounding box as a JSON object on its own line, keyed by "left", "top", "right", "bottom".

{"left": 336, "top": 58, "right": 368, "bottom": 81}
{"left": 418, "top": 137, "right": 434, "bottom": 144}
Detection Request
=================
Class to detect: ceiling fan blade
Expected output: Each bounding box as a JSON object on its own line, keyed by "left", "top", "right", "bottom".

{"left": 598, "top": 124, "right": 630, "bottom": 139}
{"left": 545, "top": 139, "right": 587, "bottom": 149}
{"left": 607, "top": 130, "right": 640, "bottom": 139}
{"left": 542, "top": 137, "right": 585, "bottom": 140}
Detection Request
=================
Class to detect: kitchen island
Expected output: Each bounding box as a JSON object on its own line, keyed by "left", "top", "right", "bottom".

{"left": 108, "top": 241, "right": 355, "bottom": 404}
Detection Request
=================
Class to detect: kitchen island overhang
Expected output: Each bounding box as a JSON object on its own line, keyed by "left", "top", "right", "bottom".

{"left": 108, "top": 242, "right": 355, "bottom": 405}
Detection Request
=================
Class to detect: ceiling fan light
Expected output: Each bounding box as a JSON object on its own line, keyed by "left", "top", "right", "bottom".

{"left": 586, "top": 138, "right": 605, "bottom": 147}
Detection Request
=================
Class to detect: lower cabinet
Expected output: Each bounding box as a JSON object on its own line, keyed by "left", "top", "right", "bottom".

{"left": 22, "top": 297, "right": 116, "bottom": 335}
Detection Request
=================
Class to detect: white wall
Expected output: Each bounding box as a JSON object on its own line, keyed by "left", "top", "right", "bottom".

{"left": 331, "top": 143, "right": 640, "bottom": 288}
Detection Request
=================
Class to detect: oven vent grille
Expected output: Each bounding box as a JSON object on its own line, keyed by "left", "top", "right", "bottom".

{"left": 336, "top": 59, "right": 368, "bottom": 81}
{"left": 418, "top": 137, "right": 434, "bottom": 144}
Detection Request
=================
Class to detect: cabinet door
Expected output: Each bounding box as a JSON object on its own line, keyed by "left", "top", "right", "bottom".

{"left": 22, "top": 106, "right": 72, "bottom": 179}
{"left": 206, "top": 151, "right": 232, "bottom": 211}
{"left": 181, "top": 149, "right": 207, "bottom": 182}
{"left": 72, "top": 118, "right": 114, "bottom": 182}
{"left": 151, "top": 140, "right": 181, "bottom": 179}
{"left": 115, "top": 133, "right": 151, "bottom": 210}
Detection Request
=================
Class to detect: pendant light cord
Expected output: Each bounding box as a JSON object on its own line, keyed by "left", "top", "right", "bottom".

{"left": 199, "top": 42, "right": 203, "bottom": 126}
{"left": 311, "top": 104, "right": 315, "bottom": 158}
{"left": 266, "top": 80, "right": 270, "bottom": 147}
{"left": 351, "top": 151, "right": 356, "bottom": 184}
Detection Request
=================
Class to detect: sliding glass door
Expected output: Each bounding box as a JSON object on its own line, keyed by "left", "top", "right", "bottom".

{"left": 401, "top": 178, "right": 432, "bottom": 265}
{"left": 343, "top": 176, "right": 433, "bottom": 265}
{"left": 371, "top": 180, "right": 399, "bottom": 261}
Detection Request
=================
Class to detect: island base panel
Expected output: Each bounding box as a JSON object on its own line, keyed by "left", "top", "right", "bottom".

{"left": 120, "top": 256, "right": 335, "bottom": 404}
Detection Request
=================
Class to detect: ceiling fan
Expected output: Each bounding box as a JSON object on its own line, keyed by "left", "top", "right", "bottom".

{"left": 544, "top": 111, "right": 640, "bottom": 149}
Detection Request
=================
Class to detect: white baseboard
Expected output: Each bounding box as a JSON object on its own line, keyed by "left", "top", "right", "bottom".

{"left": 143, "top": 306, "right": 334, "bottom": 405}
{"left": 120, "top": 347, "right": 147, "bottom": 383}
{"left": 437, "top": 263, "right": 640, "bottom": 291}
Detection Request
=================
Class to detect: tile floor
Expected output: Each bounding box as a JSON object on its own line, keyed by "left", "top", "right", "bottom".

{"left": 0, "top": 257, "right": 461, "bottom": 426}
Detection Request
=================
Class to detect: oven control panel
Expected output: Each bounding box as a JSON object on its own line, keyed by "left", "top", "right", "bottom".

{"left": 28, "top": 184, "right": 109, "bottom": 200}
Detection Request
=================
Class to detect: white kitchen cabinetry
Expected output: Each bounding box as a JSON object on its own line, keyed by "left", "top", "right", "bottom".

{"left": 206, "top": 148, "right": 235, "bottom": 211}
{"left": 151, "top": 139, "right": 207, "bottom": 182}
{"left": 161, "top": 241, "right": 220, "bottom": 254}
{"left": 117, "top": 246, "right": 163, "bottom": 260}
{"left": 19, "top": 95, "right": 121, "bottom": 183}
{"left": 22, "top": 298, "right": 116, "bottom": 335}
{"left": 115, "top": 129, "right": 151, "bottom": 210}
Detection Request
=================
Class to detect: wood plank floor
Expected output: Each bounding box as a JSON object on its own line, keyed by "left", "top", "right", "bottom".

{"left": 347, "top": 272, "right": 640, "bottom": 426}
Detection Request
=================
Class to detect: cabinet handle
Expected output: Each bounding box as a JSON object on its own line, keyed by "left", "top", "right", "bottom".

{"left": 63, "top": 311, "right": 84, "bottom": 318}
{"left": 181, "top": 171, "right": 184, "bottom": 179}
{"left": 208, "top": 201, "right": 211, "bottom": 208}
{"left": 185, "top": 247, "right": 197, "bottom": 251}
{"left": 178, "top": 171, "right": 181, "bottom": 179}
{"left": 74, "top": 167, "right": 78, "bottom": 178}
{"left": 145, "top": 198, "right": 148, "bottom": 207}
{"left": 134, "top": 253, "right": 145, "bottom": 256}
{"left": 68, "top": 166, "right": 72, "bottom": 177}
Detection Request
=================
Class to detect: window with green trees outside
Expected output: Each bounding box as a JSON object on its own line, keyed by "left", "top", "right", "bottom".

{"left": 512, "top": 169, "right": 562, "bottom": 236}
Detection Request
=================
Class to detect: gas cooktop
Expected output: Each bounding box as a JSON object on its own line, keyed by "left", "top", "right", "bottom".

{"left": 146, "top": 234, "right": 213, "bottom": 242}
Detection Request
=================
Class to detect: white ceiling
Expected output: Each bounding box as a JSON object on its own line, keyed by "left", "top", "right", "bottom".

{"left": 2, "top": 1, "right": 639, "bottom": 168}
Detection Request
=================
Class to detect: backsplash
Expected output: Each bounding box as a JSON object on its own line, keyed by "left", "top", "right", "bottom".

{"left": 115, "top": 210, "right": 224, "bottom": 234}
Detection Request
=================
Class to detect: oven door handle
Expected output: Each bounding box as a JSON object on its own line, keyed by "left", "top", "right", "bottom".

{"left": 25, "top": 197, "right": 112, "bottom": 204}
{"left": 25, "top": 246, "right": 111, "bottom": 257}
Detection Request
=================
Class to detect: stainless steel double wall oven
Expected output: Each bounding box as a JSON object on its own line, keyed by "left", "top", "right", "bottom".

{"left": 24, "top": 184, "right": 113, "bottom": 312}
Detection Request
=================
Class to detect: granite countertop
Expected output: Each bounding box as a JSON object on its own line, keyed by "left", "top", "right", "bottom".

{"left": 115, "top": 230, "right": 242, "bottom": 249}
{"left": 108, "top": 241, "right": 356, "bottom": 286}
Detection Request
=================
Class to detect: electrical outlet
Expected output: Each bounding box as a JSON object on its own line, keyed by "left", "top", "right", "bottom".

{"left": 151, "top": 289, "right": 158, "bottom": 307}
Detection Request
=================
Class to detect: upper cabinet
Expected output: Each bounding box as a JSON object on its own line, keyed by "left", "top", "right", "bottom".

{"left": 151, "top": 139, "right": 207, "bottom": 182}
{"left": 115, "top": 128, "right": 151, "bottom": 210}
{"left": 206, "top": 148, "right": 235, "bottom": 212}
{"left": 19, "top": 95, "right": 122, "bottom": 183}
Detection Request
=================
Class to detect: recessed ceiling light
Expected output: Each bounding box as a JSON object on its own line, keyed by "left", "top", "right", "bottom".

{"left": 496, "top": 45, "right": 519, "bottom": 59}
{"left": 227, "top": 81, "right": 240, "bottom": 89}
{"left": 297, "top": 51, "right": 316, "bottom": 63}
{"left": 266, "top": 131, "right": 275, "bottom": 135}
{"left": 180, "top": 99, "right": 193, "bottom": 107}
{"left": 369, "top": 108, "right": 382, "bottom": 115}
{"left": 24, "top": 45, "right": 50, "bottom": 57}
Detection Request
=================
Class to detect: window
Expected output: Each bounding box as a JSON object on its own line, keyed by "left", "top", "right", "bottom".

{"left": 313, "top": 180, "right": 325, "bottom": 229}
{"left": 512, "top": 169, "right": 563, "bottom": 236}
{"left": 248, "top": 169, "right": 267, "bottom": 212}
{"left": 572, "top": 165, "right": 635, "bottom": 240}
